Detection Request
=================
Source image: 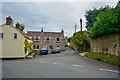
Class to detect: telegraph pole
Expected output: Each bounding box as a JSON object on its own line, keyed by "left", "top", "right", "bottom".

{"left": 80, "top": 19, "right": 82, "bottom": 31}
{"left": 75, "top": 24, "right": 77, "bottom": 33}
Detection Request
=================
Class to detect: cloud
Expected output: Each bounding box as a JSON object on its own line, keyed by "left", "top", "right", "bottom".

{"left": 2, "top": 2, "right": 118, "bottom": 37}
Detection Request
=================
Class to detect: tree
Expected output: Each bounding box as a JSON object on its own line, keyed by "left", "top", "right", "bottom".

{"left": 85, "top": 6, "right": 110, "bottom": 30}
{"left": 19, "top": 24, "right": 25, "bottom": 31}
{"left": 90, "top": 6, "right": 120, "bottom": 38}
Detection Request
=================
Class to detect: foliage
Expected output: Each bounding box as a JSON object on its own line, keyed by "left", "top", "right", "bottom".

{"left": 24, "top": 39, "right": 33, "bottom": 55}
{"left": 85, "top": 6, "right": 110, "bottom": 30}
{"left": 33, "top": 51, "right": 38, "bottom": 57}
{"left": 67, "top": 37, "right": 71, "bottom": 42}
{"left": 90, "top": 7, "right": 120, "bottom": 38}
{"left": 19, "top": 24, "right": 25, "bottom": 31}
{"left": 85, "top": 52, "right": 119, "bottom": 65}
{"left": 71, "top": 31, "right": 90, "bottom": 51}
{"left": 65, "top": 43, "right": 67, "bottom": 47}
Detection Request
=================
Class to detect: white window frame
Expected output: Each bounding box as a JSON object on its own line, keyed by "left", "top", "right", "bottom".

{"left": 34, "top": 36, "right": 40, "bottom": 41}
{"left": 45, "top": 36, "right": 51, "bottom": 42}
{"left": 14, "top": 33, "right": 17, "bottom": 40}
{"left": 55, "top": 37, "right": 61, "bottom": 42}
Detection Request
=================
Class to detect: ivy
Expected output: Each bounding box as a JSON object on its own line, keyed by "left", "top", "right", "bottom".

{"left": 24, "top": 39, "right": 33, "bottom": 55}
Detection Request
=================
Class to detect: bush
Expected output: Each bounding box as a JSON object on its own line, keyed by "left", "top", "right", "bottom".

{"left": 33, "top": 51, "right": 38, "bottom": 57}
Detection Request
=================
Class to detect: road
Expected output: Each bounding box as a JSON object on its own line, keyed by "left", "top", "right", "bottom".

{"left": 2, "top": 47, "right": 118, "bottom": 78}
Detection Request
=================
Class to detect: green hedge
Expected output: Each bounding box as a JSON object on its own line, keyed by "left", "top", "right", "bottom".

{"left": 90, "top": 7, "right": 120, "bottom": 38}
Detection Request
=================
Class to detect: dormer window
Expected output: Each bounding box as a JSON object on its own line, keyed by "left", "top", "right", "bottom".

{"left": 34, "top": 36, "right": 40, "bottom": 41}
{"left": 14, "top": 33, "right": 17, "bottom": 39}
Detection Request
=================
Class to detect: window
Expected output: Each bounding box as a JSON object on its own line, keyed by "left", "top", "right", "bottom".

{"left": 0, "top": 33, "right": 4, "bottom": 39}
{"left": 14, "top": 33, "right": 17, "bottom": 39}
{"left": 45, "top": 36, "right": 51, "bottom": 42}
{"left": 34, "top": 36, "right": 40, "bottom": 41}
{"left": 37, "top": 45, "right": 39, "bottom": 49}
{"left": 49, "top": 45, "right": 53, "bottom": 49}
{"left": 33, "top": 45, "right": 35, "bottom": 49}
{"left": 56, "top": 37, "right": 61, "bottom": 42}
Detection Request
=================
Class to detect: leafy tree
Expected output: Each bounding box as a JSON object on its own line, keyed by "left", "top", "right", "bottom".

{"left": 85, "top": 6, "right": 110, "bottom": 30}
{"left": 71, "top": 31, "right": 90, "bottom": 52}
{"left": 19, "top": 24, "right": 25, "bottom": 31}
{"left": 90, "top": 6, "right": 120, "bottom": 38}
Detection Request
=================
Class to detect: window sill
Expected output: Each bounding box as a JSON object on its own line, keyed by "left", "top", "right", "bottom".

{"left": 34, "top": 40, "right": 40, "bottom": 41}
{"left": 33, "top": 49, "right": 39, "bottom": 50}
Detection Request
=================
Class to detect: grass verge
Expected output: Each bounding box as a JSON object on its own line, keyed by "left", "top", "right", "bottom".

{"left": 85, "top": 52, "right": 119, "bottom": 66}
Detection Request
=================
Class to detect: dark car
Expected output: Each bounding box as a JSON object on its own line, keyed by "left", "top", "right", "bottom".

{"left": 39, "top": 48, "right": 48, "bottom": 55}
{"left": 52, "top": 47, "right": 60, "bottom": 53}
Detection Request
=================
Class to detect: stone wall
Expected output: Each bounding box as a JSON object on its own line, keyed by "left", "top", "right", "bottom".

{"left": 69, "top": 41, "right": 78, "bottom": 51}
{"left": 90, "top": 34, "right": 120, "bottom": 56}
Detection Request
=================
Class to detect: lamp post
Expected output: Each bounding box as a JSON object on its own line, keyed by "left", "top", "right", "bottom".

{"left": 80, "top": 19, "right": 82, "bottom": 31}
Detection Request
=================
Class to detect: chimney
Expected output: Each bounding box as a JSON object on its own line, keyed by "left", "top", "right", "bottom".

{"left": 6, "top": 16, "right": 12, "bottom": 25}
{"left": 41, "top": 28, "right": 43, "bottom": 32}
{"left": 61, "top": 29, "right": 64, "bottom": 33}
{"left": 16, "top": 22, "right": 20, "bottom": 29}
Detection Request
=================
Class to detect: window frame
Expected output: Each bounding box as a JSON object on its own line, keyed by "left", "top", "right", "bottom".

{"left": 34, "top": 36, "right": 40, "bottom": 41}
{"left": 0, "top": 33, "right": 4, "bottom": 39}
{"left": 14, "top": 33, "right": 17, "bottom": 40}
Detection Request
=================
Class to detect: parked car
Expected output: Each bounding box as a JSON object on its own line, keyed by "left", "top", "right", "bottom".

{"left": 39, "top": 48, "right": 48, "bottom": 55}
{"left": 52, "top": 47, "right": 60, "bottom": 53}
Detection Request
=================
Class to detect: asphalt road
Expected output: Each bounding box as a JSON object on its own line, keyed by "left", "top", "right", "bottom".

{"left": 2, "top": 47, "right": 119, "bottom": 78}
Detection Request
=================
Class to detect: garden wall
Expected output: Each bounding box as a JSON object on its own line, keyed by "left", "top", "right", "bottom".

{"left": 90, "top": 34, "right": 120, "bottom": 56}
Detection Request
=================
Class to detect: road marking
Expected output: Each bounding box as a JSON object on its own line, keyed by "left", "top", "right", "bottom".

{"left": 53, "top": 62, "right": 64, "bottom": 65}
{"left": 73, "top": 65, "right": 85, "bottom": 67}
{"left": 39, "top": 61, "right": 50, "bottom": 63}
{"left": 14, "top": 61, "right": 22, "bottom": 62}
{"left": 99, "top": 68, "right": 119, "bottom": 73}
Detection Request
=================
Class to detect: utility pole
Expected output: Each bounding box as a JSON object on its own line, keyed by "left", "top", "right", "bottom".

{"left": 80, "top": 19, "right": 82, "bottom": 31}
{"left": 75, "top": 24, "right": 77, "bottom": 33}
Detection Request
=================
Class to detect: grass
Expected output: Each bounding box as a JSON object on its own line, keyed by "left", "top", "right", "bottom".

{"left": 85, "top": 52, "right": 119, "bottom": 65}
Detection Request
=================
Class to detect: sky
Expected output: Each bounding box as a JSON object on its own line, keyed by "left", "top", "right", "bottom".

{"left": 0, "top": 0, "right": 119, "bottom": 37}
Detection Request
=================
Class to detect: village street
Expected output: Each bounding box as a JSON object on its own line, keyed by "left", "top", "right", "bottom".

{"left": 2, "top": 47, "right": 118, "bottom": 78}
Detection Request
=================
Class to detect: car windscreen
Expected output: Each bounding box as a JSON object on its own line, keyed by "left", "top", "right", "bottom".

{"left": 41, "top": 48, "right": 47, "bottom": 50}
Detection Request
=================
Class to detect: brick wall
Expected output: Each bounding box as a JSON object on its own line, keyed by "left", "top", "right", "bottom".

{"left": 27, "top": 31, "right": 66, "bottom": 52}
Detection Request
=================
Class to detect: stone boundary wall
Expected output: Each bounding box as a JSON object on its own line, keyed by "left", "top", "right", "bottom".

{"left": 90, "top": 34, "right": 120, "bottom": 56}
{"left": 69, "top": 41, "right": 78, "bottom": 51}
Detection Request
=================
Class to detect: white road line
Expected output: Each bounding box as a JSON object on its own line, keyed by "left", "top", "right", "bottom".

{"left": 14, "top": 61, "right": 22, "bottom": 62}
{"left": 73, "top": 65, "right": 85, "bottom": 67}
{"left": 39, "top": 61, "right": 50, "bottom": 63}
{"left": 53, "top": 62, "right": 64, "bottom": 65}
{"left": 99, "top": 68, "right": 119, "bottom": 73}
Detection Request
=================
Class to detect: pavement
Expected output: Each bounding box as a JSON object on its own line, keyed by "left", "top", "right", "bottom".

{"left": 2, "top": 47, "right": 119, "bottom": 78}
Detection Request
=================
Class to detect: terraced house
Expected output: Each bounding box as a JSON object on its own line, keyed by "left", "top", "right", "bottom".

{"left": 27, "top": 28, "right": 66, "bottom": 52}
{"left": 0, "top": 16, "right": 32, "bottom": 59}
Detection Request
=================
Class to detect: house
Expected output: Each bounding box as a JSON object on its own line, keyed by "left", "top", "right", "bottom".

{"left": 27, "top": 28, "right": 66, "bottom": 52}
{"left": 0, "top": 16, "right": 32, "bottom": 59}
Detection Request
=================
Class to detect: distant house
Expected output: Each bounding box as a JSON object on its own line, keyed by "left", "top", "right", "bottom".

{"left": 27, "top": 28, "right": 66, "bottom": 52}
{"left": 0, "top": 16, "right": 32, "bottom": 59}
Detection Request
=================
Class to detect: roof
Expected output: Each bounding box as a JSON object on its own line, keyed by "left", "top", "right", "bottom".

{"left": 27, "top": 31, "right": 62, "bottom": 34}
{"left": 0, "top": 24, "right": 31, "bottom": 40}
{"left": 17, "top": 29, "right": 31, "bottom": 40}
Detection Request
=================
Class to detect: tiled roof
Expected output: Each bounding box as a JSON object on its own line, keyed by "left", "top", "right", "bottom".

{"left": 17, "top": 29, "right": 31, "bottom": 40}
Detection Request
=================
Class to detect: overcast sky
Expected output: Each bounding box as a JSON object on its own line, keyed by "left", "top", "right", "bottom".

{"left": 1, "top": 0, "right": 118, "bottom": 37}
